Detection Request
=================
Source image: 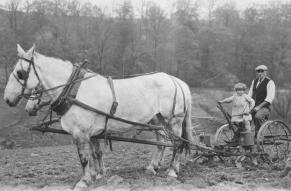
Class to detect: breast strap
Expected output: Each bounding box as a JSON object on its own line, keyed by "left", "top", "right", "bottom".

{"left": 51, "top": 62, "right": 88, "bottom": 116}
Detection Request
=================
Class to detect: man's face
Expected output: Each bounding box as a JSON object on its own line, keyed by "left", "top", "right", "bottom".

{"left": 256, "top": 69, "right": 267, "bottom": 79}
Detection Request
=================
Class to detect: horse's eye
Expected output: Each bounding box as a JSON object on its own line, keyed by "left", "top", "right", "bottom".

{"left": 17, "top": 70, "right": 28, "bottom": 80}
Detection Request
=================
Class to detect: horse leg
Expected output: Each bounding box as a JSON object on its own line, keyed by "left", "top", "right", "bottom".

{"left": 184, "top": 106, "right": 194, "bottom": 144}
{"left": 89, "top": 137, "right": 106, "bottom": 179}
{"left": 146, "top": 116, "right": 166, "bottom": 175}
{"left": 146, "top": 132, "right": 165, "bottom": 175}
{"left": 168, "top": 145, "right": 184, "bottom": 178}
{"left": 158, "top": 144, "right": 165, "bottom": 166}
{"left": 167, "top": 117, "right": 184, "bottom": 178}
{"left": 169, "top": 108, "right": 194, "bottom": 176}
{"left": 74, "top": 137, "right": 96, "bottom": 190}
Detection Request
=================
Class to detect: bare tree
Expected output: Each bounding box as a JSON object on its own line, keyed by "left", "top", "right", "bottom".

{"left": 6, "top": 0, "right": 21, "bottom": 36}
{"left": 144, "top": 3, "right": 165, "bottom": 71}
{"left": 207, "top": 0, "right": 216, "bottom": 27}
{"left": 67, "top": 0, "right": 81, "bottom": 16}
{"left": 96, "top": 23, "right": 112, "bottom": 74}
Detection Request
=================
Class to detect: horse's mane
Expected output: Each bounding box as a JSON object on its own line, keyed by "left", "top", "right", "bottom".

{"left": 35, "top": 52, "right": 73, "bottom": 70}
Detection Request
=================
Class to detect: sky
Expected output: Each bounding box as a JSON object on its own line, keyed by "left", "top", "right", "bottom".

{"left": 67, "top": 0, "right": 291, "bottom": 17}
{"left": 1, "top": 0, "right": 291, "bottom": 17}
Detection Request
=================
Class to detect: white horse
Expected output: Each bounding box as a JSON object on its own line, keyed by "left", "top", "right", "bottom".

{"left": 4, "top": 44, "right": 194, "bottom": 190}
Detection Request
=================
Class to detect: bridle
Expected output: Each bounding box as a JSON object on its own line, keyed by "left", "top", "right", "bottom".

{"left": 12, "top": 56, "right": 94, "bottom": 110}
{"left": 30, "top": 87, "right": 52, "bottom": 109}
{"left": 13, "top": 56, "right": 42, "bottom": 100}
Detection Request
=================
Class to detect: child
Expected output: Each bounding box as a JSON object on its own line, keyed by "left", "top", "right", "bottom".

{"left": 219, "top": 83, "right": 255, "bottom": 133}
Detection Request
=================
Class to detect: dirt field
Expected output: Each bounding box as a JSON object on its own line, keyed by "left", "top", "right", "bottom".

{"left": 0, "top": 143, "right": 290, "bottom": 191}
{"left": 0, "top": 88, "right": 290, "bottom": 190}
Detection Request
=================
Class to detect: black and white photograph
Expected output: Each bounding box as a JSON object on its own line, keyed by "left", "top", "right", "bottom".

{"left": 0, "top": 0, "right": 291, "bottom": 190}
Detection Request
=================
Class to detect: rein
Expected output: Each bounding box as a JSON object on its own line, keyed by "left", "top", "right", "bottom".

{"left": 67, "top": 97, "right": 164, "bottom": 130}
{"left": 18, "top": 60, "right": 95, "bottom": 100}
{"left": 22, "top": 70, "right": 158, "bottom": 100}
{"left": 18, "top": 56, "right": 188, "bottom": 150}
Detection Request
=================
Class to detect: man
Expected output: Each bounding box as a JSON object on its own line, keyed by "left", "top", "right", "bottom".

{"left": 248, "top": 65, "right": 276, "bottom": 137}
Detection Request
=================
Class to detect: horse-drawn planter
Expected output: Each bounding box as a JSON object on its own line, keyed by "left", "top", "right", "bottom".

{"left": 29, "top": 101, "right": 291, "bottom": 165}
{"left": 3, "top": 44, "right": 291, "bottom": 190}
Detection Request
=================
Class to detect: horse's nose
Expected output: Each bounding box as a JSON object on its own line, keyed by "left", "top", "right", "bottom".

{"left": 28, "top": 110, "right": 37, "bottom": 116}
{"left": 6, "top": 99, "right": 11, "bottom": 105}
{"left": 5, "top": 99, "right": 14, "bottom": 107}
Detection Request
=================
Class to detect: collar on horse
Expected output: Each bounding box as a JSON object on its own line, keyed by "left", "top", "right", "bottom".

{"left": 49, "top": 62, "right": 119, "bottom": 150}
{"left": 50, "top": 62, "right": 119, "bottom": 117}
{"left": 50, "top": 61, "right": 89, "bottom": 115}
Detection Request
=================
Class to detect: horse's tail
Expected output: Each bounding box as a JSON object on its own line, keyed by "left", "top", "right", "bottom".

{"left": 181, "top": 99, "right": 193, "bottom": 155}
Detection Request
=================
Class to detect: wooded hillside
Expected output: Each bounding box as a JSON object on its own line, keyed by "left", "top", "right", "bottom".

{"left": 1, "top": 0, "right": 291, "bottom": 88}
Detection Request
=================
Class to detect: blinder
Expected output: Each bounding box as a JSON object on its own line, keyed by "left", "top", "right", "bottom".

{"left": 13, "top": 56, "right": 41, "bottom": 99}
{"left": 17, "top": 69, "right": 29, "bottom": 81}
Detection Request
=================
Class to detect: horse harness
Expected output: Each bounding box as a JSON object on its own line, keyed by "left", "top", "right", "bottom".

{"left": 46, "top": 64, "right": 186, "bottom": 124}
{"left": 13, "top": 56, "right": 42, "bottom": 98}
{"left": 14, "top": 56, "right": 187, "bottom": 148}
{"left": 50, "top": 62, "right": 90, "bottom": 115}
{"left": 48, "top": 63, "right": 119, "bottom": 148}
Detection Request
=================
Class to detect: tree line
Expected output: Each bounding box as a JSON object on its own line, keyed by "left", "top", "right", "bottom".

{"left": 1, "top": 0, "right": 291, "bottom": 88}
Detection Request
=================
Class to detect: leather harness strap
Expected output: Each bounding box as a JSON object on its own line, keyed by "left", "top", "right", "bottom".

{"left": 51, "top": 61, "right": 88, "bottom": 115}
{"left": 170, "top": 76, "right": 187, "bottom": 117}
{"left": 171, "top": 77, "right": 178, "bottom": 116}
{"left": 45, "top": 69, "right": 190, "bottom": 151}
{"left": 103, "top": 76, "right": 119, "bottom": 150}
{"left": 173, "top": 78, "right": 187, "bottom": 113}
{"left": 107, "top": 76, "right": 118, "bottom": 115}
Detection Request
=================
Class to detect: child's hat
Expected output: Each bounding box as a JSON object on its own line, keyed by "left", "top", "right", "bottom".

{"left": 234, "top": 82, "right": 247, "bottom": 90}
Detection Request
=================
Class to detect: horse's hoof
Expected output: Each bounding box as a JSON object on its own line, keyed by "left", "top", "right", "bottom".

{"left": 167, "top": 169, "right": 178, "bottom": 178}
{"left": 154, "top": 166, "right": 160, "bottom": 171}
{"left": 145, "top": 166, "right": 157, "bottom": 175}
{"left": 73, "top": 180, "right": 89, "bottom": 191}
{"left": 174, "top": 165, "right": 180, "bottom": 173}
{"left": 101, "top": 168, "right": 107, "bottom": 176}
{"left": 73, "top": 185, "right": 89, "bottom": 191}
{"left": 252, "top": 158, "right": 258, "bottom": 166}
{"left": 96, "top": 173, "right": 104, "bottom": 180}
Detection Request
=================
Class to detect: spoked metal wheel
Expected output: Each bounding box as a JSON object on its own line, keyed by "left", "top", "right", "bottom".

{"left": 256, "top": 120, "right": 291, "bottom": 163}
{"left": 214, "top": 124, "right": 235, "bottom": 146}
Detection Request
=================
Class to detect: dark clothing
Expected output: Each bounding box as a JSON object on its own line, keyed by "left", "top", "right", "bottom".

{"left": 251, "top": 77, "right": 274, "bottom": 136}
{"left": 252, "top": 77, "right": 271, "bottom": 109}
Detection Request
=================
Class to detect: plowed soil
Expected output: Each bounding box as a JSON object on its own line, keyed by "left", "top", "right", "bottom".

{"left": 0, "top": 143, "right": 290, "bottom": 191}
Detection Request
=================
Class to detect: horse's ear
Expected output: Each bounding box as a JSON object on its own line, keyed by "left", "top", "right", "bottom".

{"left": 27, "top": 44, "right": 36, "bottom": 58}
{"left": 17, "top": 44, "right": 25, "bottom": 57}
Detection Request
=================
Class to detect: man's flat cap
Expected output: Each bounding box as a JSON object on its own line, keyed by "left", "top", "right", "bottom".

{"left": 255, "top": 65, "right": 268, "bottom": 71}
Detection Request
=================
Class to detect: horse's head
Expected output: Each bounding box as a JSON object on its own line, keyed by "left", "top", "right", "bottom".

{"left": 4, "top": 44, "right": 40, "bottom": 107}
{"left": 25, "top": 97, "right": 39, "bottom": 116}
{"left": 25, "top": 87, "right": 52, "bottom": 116}
{"left": 25, "top": 88, "right": 41, "bottom": 116}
